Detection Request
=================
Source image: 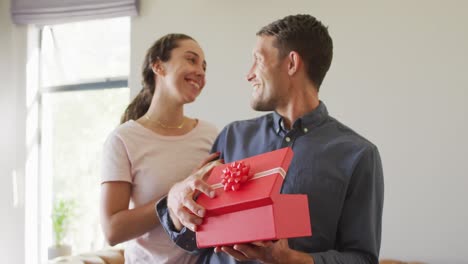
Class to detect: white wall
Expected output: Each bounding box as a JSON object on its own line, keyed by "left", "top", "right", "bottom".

{"left": 131, "top": 1, "right": 468, "bottom": 263}
{"left": 1, "top": 1, "right": 466, "bottom": 263}
{"left": 0, "top": 0, "right": 27, "bottom": 263}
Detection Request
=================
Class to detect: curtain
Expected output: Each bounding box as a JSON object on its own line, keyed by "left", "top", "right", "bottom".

{"left": 11, "top": 0, "right": 138, "bottom": 25}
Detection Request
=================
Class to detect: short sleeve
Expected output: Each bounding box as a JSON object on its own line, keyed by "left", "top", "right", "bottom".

{"left": 101, "top": 132, "right": 132, "bottom": 183}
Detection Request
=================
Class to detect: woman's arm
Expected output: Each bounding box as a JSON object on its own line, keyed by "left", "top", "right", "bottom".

{"left": 100, "top": 181, "right": 159, "bottom": 246}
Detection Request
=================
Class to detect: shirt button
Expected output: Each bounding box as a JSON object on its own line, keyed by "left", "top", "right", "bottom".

{"left": 285, "top": 137, "right": 291, "bottom": 142}
{"left": 303, "top": 128, "right": 308, "bottom": 133}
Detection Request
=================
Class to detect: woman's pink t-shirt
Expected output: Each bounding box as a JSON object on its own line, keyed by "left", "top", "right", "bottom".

{"left": 101, "top": 119, "right": 218, "bottom": 264}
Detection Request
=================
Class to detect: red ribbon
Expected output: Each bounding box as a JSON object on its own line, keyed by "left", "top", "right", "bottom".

{"left": 220, "top": 161, "right": 253, "bottom": 191}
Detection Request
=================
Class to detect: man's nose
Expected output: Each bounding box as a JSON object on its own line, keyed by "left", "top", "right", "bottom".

{"left": 246, "top": 68, "right": 255, "bottom": 82}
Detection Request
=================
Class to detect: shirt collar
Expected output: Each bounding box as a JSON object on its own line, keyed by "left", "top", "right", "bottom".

{"left": 272, "top": 101, "right": 329, "bottom": 135}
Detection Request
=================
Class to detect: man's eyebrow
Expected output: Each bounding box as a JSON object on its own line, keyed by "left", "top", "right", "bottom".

{"left": 185, "top": 51, "right": 207, "bottom": 69}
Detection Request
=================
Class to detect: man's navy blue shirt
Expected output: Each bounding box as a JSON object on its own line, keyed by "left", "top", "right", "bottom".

{"left": 157, "top": 102, "right": 384, "bottom": 264}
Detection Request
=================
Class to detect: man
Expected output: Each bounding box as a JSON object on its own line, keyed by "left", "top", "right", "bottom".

{"left": 156, "top": 14, "right": 384, "bottom": 264}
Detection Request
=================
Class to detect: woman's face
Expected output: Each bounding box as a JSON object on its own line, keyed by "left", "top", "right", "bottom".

{"left": 156, "top": 39, "right": 206, "bottom": 104}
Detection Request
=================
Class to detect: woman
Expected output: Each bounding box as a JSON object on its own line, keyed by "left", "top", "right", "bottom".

{"left": 100, "top": 34, "right": 219, "bottom": 264}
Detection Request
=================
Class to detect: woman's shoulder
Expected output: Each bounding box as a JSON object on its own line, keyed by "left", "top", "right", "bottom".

{"left": 196, "top": 119, "right": 219, "bottom": 134}
{"left": 105, "top": 120, "right": 142, "bottom": 142}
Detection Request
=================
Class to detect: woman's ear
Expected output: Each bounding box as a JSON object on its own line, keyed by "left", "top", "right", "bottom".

{"left": 152, "top": 62, "right": 166, "bottom": 76}
{"left": 287, "top": 51, "right": 301, "bottom": 76}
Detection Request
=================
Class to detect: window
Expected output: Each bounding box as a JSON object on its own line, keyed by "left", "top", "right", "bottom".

{"left": 38, "top": 17, "right": 130, "bottom": 261}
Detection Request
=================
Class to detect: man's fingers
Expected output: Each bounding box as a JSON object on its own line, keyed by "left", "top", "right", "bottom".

{"left": 195, "top": 152, "right": 221, "bottom": 170}
{"left": 181, "top": 196, "right": 206, "bottom": 217}
{"left": 191, "top": 159, "right": 222, "bottom": 182}
{"left": 180, "top": 220, "right": 197, "bottom": 232}
{"left": 233, "top": 244, "right": 263, "bottom": 259}
{"left": 214, "top": 246, "right": 222, "bottom": 253}
{"left": 221, "top": 246, "right": 250, "bottom": 261}
{"left": 191, "top": 178, "right": 215, "bottom": 198}
{"left": 177, "top": 208, "right": 203, "bottom": 232}
{"left": 251, "top": 241, "right": 273, "bottom": 247}
{"left": 199, "top": 160, "right": 221, "bottom": 181}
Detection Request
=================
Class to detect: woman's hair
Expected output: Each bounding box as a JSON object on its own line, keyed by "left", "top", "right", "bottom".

{"left": 120, "top": 33, "right": 194, "bottom": 123}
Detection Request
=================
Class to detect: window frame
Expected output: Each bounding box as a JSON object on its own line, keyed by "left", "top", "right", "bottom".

{"left": 32, "top": 20, "right": 130, "bottom": 262}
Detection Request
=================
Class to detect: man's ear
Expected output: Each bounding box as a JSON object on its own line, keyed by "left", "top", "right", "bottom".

{"left": 287, "top": 51, "right": 301, "bottom": 76}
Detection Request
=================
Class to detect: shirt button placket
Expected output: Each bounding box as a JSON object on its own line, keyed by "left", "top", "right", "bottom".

{"left": 284, "top": 136, "right": 293, "bottom": 147}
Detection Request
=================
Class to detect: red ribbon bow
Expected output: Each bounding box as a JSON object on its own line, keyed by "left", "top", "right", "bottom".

{"left": 220, "top": 161, "right": 253, "bottom": 191}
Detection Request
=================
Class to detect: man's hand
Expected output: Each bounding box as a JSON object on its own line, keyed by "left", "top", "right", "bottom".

{"left": 167, "top": 152, "right": 221, "bottom": 232}
{"left": 214, "top": 239, "right": 314, "bottom": 264}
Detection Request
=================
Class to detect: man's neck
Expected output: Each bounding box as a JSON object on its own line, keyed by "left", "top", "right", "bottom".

{"left": 277, "top": 85, "right": 319, "bottom": 130}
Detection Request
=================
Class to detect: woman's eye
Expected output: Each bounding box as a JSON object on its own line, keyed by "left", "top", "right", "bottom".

{"left": 187, "top": 57, "right": 196, "bottom": 64}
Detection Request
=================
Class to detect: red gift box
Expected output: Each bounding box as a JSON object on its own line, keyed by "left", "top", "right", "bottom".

{"left": 196, "top": 147, "right": 312, "bottom": 248}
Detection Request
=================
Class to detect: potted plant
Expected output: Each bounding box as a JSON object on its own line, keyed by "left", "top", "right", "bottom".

{"left": 48, "top": 198, "right": 75, "bottom": 259}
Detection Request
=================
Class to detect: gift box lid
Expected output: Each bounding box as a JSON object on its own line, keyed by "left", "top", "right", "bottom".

{"left": 197, "top": 147, "right": 293, "bottom": 216}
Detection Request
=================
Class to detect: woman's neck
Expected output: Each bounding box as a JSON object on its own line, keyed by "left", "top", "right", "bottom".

{"left": 137, "top": 94, "right": 198, "bottom": 136}
{"left": 146, "top": 93, "right": 185, "bottom": 126}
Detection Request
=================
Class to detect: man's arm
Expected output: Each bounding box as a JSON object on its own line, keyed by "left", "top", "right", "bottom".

{"left": 156, "top": 196, "right": 201, "bottom": 253}
{"left": 155, "top": 128, "right": 229, "bottom": 254}
{"left": 310, "top": 145, "right": 384, "bottom": 264}
{"left": 221, "top": 145, "right": 384, "bottom": 264}
{"left": 155, "top": 152, "right": 220, "bottom": 253}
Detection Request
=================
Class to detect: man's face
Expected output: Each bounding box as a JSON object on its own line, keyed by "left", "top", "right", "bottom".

{"left": 246, "top": 36, "right": 289, "bottom": 111}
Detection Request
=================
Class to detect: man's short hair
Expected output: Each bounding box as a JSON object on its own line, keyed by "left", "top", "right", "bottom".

{"left": 257, "top": 14, "right": 333, "bottom": 90}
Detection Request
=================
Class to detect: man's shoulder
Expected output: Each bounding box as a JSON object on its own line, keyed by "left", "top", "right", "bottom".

{"left": 324, "top": 115, "right": 377, "bottom": 150}
{"left": 222, "top": 113, "right": 273, "bottom": 132}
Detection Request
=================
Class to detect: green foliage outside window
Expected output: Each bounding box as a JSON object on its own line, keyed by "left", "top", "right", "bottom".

{"left": 51, "top": 199, "right": 76, "bottom": 246}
